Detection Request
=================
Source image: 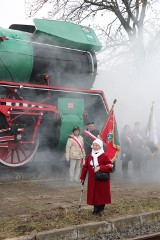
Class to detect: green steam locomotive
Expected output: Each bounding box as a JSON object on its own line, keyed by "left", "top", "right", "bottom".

{"left": 0, "top": 19, "right": 109, "bottom": 167}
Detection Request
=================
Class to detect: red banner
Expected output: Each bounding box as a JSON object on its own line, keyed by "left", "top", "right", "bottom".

{"left": 100, "top": 108, "right": 120, "bottom": 161}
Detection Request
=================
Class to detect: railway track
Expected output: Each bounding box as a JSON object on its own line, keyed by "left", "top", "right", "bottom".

{"left": 129, "top": 232, "right": 160, "bottom": 240}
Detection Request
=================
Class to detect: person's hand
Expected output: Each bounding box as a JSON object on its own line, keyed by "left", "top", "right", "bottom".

{"left": 66, "top": 158, "right": 70, "bottom": 162}
{"left": 81, "top": 180, "right": 85, "bottom": 185}
{"left": 94, "top": 166, "right": 100, "bottom": 172}
{"left": 108, "top": 164, "right": 113, "bottom": 169}
{"left": 81, "top": 159, "right": 85, "bottom": 166}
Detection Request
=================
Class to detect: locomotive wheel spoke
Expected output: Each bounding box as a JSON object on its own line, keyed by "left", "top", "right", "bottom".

{"left": 18, "top": 145, "right": 27, "bottom": 158}
{"left": 0, "top": 139, "right": 39, "bottom": 167}
{"left": 15, "top": 149, "right": 21, "bottom": 163}
{"left": 0, "top": 148, "right": 10, "bottom": 162}
{"left": 11, "top": 150, "right": 14, "bottom": 164}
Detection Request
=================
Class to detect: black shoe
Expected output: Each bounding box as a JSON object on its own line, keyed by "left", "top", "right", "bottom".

{"left": 97, "top": 212, "right": 102, "bottom": 217}
{"left": 98, "top": 209, "right": 104, "bottom": 216}
{"left": 92, "top": 210, "right": 97, "bottom": 215}
{"left": 92, "top": 210, "right": 102, "bottom": 216}
{"left": 96, "top": 205, "right": 105, "bottom": 216}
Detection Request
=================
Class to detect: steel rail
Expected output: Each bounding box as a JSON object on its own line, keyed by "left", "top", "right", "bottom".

{"left": 127, "top": 232, "right": 160, "bottom": 240}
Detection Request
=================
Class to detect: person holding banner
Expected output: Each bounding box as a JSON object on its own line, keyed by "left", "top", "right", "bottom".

{"left": 65, "top": 126, "right": 85, "bottom": 182}
{"left": 82, "top": 122, "right": 99, "bottom": 157}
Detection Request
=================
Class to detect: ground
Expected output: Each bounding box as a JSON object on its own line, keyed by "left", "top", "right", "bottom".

{"left": 0, "top": 174, "right": 160, "bottom": 240}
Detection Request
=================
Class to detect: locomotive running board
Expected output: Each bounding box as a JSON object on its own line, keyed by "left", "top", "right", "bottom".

{"left": 0, "top": 81, "right": 109, "bottom": 114}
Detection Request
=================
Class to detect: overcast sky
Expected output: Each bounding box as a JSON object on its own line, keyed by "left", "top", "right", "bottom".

{"left": 0, "top": 0, "right": 51, "bottom": 28}
{"left": 0, "top": 0, "right": 108, "bottom": 28}
{"left": 0, "top": 0, "right": 28, "bottom": 27}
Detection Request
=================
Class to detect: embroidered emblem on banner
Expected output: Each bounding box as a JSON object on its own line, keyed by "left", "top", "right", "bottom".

{"left": 107, "top": 131, "right": 113, "bottom": 142}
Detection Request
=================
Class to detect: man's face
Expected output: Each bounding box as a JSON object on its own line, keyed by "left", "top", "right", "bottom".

{"left": 87, "top": 124, "right": 94, "bottom": 131}
{"left": 126, "top": 126, "right": 131, "bottom": 133}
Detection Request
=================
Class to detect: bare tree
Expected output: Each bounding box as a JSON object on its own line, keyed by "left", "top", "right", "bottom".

{"left": 25, "top": 1, "right": 158, "bottom": 45}
{"left": 25, "top": 0, "right": 160, "bottom": 71}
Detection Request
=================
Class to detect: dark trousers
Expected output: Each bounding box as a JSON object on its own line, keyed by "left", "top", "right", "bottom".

{"left": 122, "top": 158, "right": 129, "bottom": 178}
{"left": 133, "top": 159, "right": 142, "bottom": 178}
{"left": 94, "top": 204, "right": 105, "bottom": 213}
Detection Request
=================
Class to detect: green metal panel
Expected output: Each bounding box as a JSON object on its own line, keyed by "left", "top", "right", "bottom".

{"left": 0, "top": 28, "right": 33, "bottom": 82}
{"left": 34, "top": 19, "right": 102, "bottom": 52}
{"left": 59, "top": 115, "right": 84, "bottom": 146}
{"left": 58, "top": 98, "right": 84, "bottom": 146}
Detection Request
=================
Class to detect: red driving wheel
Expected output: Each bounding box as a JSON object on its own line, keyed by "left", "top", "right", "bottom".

{"left": 0, "top": 139, "right": 39, "bottom": 167}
